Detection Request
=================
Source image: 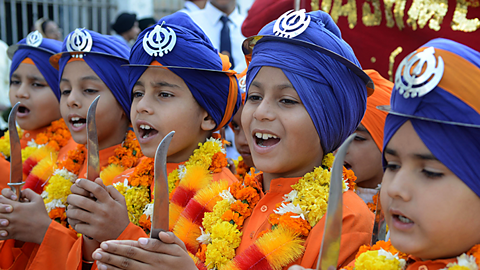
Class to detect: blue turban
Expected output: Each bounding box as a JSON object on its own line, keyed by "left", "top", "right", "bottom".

{"left": 128, "top": 11, "right": 240, "bottom": 130}
{"left": 50, "top": 29, "right": 131, "bottom": 116}
{"left": 244, "top": 10, "right": 369, "bottom": 154}
{"left": 383, "top": 38, "right": 480, "bottom": 197}
{"left": 9, "top": 31, "right": 62, "bottom": 100}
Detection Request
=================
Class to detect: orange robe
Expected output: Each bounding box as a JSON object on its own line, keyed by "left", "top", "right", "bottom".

{"left": 65, "top": 164, "right": 238, "bottom": 270}
{"left": 0, "top": 144, "right": 120, "bottom": 270}
{"left": 237, "top": 177, "right": 374, "bottom": 269}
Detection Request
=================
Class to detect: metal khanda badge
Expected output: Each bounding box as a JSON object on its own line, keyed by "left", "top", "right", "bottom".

{"left": 143, "top": 22, "right": 177, "bottom": 57}
{"left": 273, "top": 9, "right": 311, "bottom": 39}
{"left": 238, "top": 76, "right": 246, "bottom": 93}
{"left": 395, "top": 47, "right": 444, "bottom": 99}
{"left": 26, "top": 30, "right": 43, "bottom": 47}
{"left": 66, "top": 28, "right": 93, "bottom": 55}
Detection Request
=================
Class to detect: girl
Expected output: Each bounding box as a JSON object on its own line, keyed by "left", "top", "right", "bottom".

{"left": 92, "top": 9, "right": 375, "bottom": 270}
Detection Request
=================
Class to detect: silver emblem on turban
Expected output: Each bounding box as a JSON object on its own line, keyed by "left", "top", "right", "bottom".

{"left": 238, "top": 76, "right": 246, "bottom": 93}
{"left": 273, "top": 9, "right": 311, "bottom": 39}
{"left": 143, "top": 22, "right": 177, "bottom": 57}
{"left": 66, "top": 28, "right": 93, "bottom": 54}
{"left": 26, "top": 31, "right": 43, "bottom": 47}
{"left": 395, "top": 47, "right": 444, "bottom": 99}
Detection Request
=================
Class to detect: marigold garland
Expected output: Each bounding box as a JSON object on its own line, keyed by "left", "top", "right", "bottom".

{"left": 0, "top": 126, "right": 23, "bottom": 159}
{"left": 41, "top": 130, "right": 142, "bottom": 228}
{"left": 174, "top": 153, "right": 357, "bottom": 270}
{"left": 115, "top": 137, "right": 229, "bottom": 234}
{"left": 342, "top": 240, "right": 480, "bottom": 270}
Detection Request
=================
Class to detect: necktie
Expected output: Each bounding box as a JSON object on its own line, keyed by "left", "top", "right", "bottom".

{"left": 220, "top": 15, "right": 235, "bottom": 69}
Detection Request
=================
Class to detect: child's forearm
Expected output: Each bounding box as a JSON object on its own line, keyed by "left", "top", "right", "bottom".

{"left": 82, "top": 236, "right": 100, "bottom": 263}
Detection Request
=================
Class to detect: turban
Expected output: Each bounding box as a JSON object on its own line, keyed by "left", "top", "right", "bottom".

{"left": 383, "top": 38, "right": 480, "bottom": 197}
{"left": 112, "top": 13, "right": 137, "bottom": 34}
{"left": 129, "top": 11, "right": 240, "bottom": 131}
{"left": 362, "top": 70, "right": 393, "bottom": 151}
{"left": 8, "top": 31, "right": 62, "bottom": 100}
{"left": 244, "top": 9, "right": 372, "bottom": 154}
{"left": 50, "top": 28, "right": 131, "bottom": 116}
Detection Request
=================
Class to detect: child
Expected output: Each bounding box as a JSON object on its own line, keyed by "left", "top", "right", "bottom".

{"left": 343, "top": 69, "right": 392, "bottom": 204}
{"left": 339, "top": 38, "right": 480, "bottom": 270}
{"left": 63, "top": 12, "right": 241, "bottom": 269}
{"left": 0, "top": 28, "right": 135, "bottom": 269}
{"left": 0, "top": 31, "right": 71, "bottom": 191}
{"left": 92, "top": 9, "right": 374, "bottom": 270}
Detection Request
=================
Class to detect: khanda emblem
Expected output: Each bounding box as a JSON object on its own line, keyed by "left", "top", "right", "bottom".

{"left": 143, "top": 22, "right": 177, "bottom": 57}
{"left": 395, "top": 47, "right": 444, "bottom": 99}
{"left": 26, "top": 31, "right": 42, "bottom": 47}
{"left": 66, "top": 28, "right": 93, "bottom": 54}
{"left": 273, "top": 9, "right": 311, "bottom": 39}
{"left": 238, "top": 76, "right": 246, "bottom": 92}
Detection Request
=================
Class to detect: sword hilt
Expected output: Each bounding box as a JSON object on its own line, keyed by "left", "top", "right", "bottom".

{"left": 150, "top": 228, "right": 166, "bottom": 240}
{"left": 7, "top": 182, "right": 25, "bottom": 202}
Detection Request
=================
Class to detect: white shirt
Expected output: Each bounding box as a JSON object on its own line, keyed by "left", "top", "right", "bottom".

{"left": 188, "top": 2, "right": 247, "bottom": 73}
{"left": 355, "top": 186, "right": 379, "bottom": 204}
{"left": 178, "top": 1, "right": 203, "bottom": 14}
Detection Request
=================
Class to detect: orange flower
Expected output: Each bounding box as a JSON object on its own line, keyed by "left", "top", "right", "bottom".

{"left": 235, "top": 186, "right": 260, "bottom": 205}
{"left": 58, "top": 145, "right": 87, "bottom": 174}
{"left": 277, "top": 212, "right": 312, "bottom": 237}
{"left": 367, "top": 193, "right": 379, "bottom": 213}
{"left": 356, "top": 240, "right": 408, "bottom": 260}
{"left": 196, "top": 243, "right": 208, "bottom": 262}
{"left": 49, "top": 208, "right": 66, "bottom": 221}
{"left": 343, "top": 167, "right": 357, "bottom": 191}
{"left": 129, "top": 158, "right": 154, "bottom": 187}
{"left": 139, "top": 214, "right": 152, "bottom": 231}
{"left": 221, "top": 209, "right": 245, "bottom": 227}
{"left": 209, "top": 152, "right": 228, "bottom": 173}
{"left": 231, "top": 201, "right": 252, "bottom": 216}
{"left": 268, "top": 213, "right": 281, "bottom": 226}
{"left": 467, "top": 244, "right": 480, "bottom": 265}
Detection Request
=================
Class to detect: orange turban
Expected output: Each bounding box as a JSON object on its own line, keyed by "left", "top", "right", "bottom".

{"left": 361, "top": 70, "right": 393, "bottom": 150}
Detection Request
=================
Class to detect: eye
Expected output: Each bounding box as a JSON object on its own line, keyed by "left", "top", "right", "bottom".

{"left": 32, "top": 82, "right": 47, "bottom": 88}
{"left": 385, "top": 162, "right": 400, "bottom": 172}
{"left": 10, "top": 80, "right": 21, "bottom": 86}
{"left": 230, "top": 121, "right": 240, "bottom": 131}
{"left": 159, "top": 92, "right": 173, "bottom": 98}
{"left": 61, "top": 89, "right": 71, "bottom": 96}
{"left": 354, "top": 135, "right": 366, "bottom": 141}
{"left": 280, "top": 98, "right": 298, "bottom": 105}
{"left": 84, "top": 89, "right": 98, "bottom": 94}
{"left": 246, "top": 94, "right": 262, "bottom": 102}
{"left": 421, "top": 169, "right": 444, "bottom": 179}
{"left": 132, "top": 91, "right": 144, "bottom": 98}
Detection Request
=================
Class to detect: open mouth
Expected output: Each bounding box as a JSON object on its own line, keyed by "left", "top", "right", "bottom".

{"left": 70, "top": 117, "right": 86, "bottom": 128}
{"left": 254, "top": 132, "right": 280, "bottom": 148}
{"left": 393, "top": 214, "right": 414, "bottom": 224}
{"left": 138, "top": 124, "right": 158, "bottom": 139}
{"left": 17, "top": 105, "right": 30, "bottom": 116}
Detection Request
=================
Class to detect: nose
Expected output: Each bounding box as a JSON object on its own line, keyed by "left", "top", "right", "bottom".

{"left": 15, "top": 83, "right": 30, "bottom": 99}
{"left": 385, "top": 166, "right": 412, "bottom": 202}
{"left": 252, "top": 98, "right": 275, "bottom": 122}
{"left": 66, "top": 88, "right": 82, "bottom": 108}
{"left": 134, "top": 93, "right": 153, "bottom": 115}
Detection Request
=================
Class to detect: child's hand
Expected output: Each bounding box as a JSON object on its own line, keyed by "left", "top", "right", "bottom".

{"left": 66, "top": 178, "right": 130, "bottom": 242}
{"left": 92, "top": 231, "right": 197, "bottom": 270}
{"left": 0, "top": 188, "right": 51, "bottom": 244}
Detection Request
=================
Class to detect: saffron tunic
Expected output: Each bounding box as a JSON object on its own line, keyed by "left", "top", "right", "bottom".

{"left": 64, "top": 162, "right": 238, "bottom": 270}
{"left": 237, "top": 176, "right": 374, "bottom": 269}
{"left": 0, "top": 144, "right": 121, "bottom": 270}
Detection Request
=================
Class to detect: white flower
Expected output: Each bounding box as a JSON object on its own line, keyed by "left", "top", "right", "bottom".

{"left": 441, "top": 254, "right": 479, "bottom": 270}
{"left": 177, "top": 165, "right": 187, "bottom": 180}
{"left": 219, "top": 188, "right": 236, "bottom": 204}
{"left": 27, "top": 139, "right": 39, "bottom": 148}
{"left": 274, "top": 202, "right": 309, "bottom": 219}
{"left": 196, "top": 227, "right": 211, "bottom": 245}
{"left": 54, "top": 168, "right": 77, "bottom": 182}
{"left": 378, "top": 249, "right": 406, "bottom": 269}
{"left": 143, "top": 203, "right": 154, "bottom": 219}
{"left": 283, "top": 190, "right": 298, "bottom": 202}
{"left": 343, "top": 179, "right": 350, "bottom": 192}
{"left": 41, "top": 191, "right": 49, "bottom": 199}
{"left": 113, "top": 179, "right": 131, "bottom": 190}
{"left": 206, "top": 137, "right": 226, "bottom": 154}
{"left": 45, "top": 199, "right": 65, "bottom": 212}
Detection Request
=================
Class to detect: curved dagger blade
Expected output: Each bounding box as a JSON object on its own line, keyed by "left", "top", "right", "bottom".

{"left": 86, "top": 96, "right": 100, "bottom": 181}
{"left": 8, "top": 103, "right": 24, "bottom": 201}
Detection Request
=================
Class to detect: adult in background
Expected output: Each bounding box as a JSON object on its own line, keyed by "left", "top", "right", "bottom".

{"left": 111, "top": 12, "right": 141, "bottom": 47}
{"left": 188, "top": 0, "right": 246, "bottom": 73}
{"left": 179, "top": 0, "right": 208, "bottom": 13}
{"left": 33, "top": 18, "right": 62, "bottom": 41}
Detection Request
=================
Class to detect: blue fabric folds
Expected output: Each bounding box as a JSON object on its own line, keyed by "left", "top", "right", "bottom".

{"left": 383, "top": 38, "right": 480, "bottom": 197}
{"left": 57, "top": 29, "right": 131, "bottom": 116}
{"left": 128, "top": 12, "right": 240, "bottom": 129}
{"left": 245, "top": 10, "right": 367, "bottom": 154}
{"left": 10, "top": 38, "right": 62, "bottom": 100}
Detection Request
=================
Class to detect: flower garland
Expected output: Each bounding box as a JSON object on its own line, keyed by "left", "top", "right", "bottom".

{"left": 173, "top": 153, "right": 357, "bottom": 270}
{"left": 41, "top": 129, "right": 142, "bottom": 227}
{"left": 114, "top": 137, "right": 229, "bottom": 235}
{"left": 342, "top": 240, "right": 480, "bottom": 270}
{"left": 232, "top": 156, "right": 250, "bottom": 181}
{"left": 0, "top": 126, "right": 24, "bottom": 159}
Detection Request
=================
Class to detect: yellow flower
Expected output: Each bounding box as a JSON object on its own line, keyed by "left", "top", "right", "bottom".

{"left": 0, "top": 127, "right": 23, "bottom": 158}
{"left": 22, "top": 146, "right": 37, "bottom": 162}
{"left": 205, "top": 238, "right": 236, "bottom": 269}
{"left": 125, "top": 186, "right": 151, "bottom": 225}
{"left": 203, "top": 199, "right": 231, "bottom": 232}
{"left": 210, "top": 221, "right": 242, "bottom": 248}
{"left": 43, "top": 172, "right": 74, "bottom": 207}
{"left": 168, "top": 168, "right": 180, "bottom": 194}
{"left": 322, "top": 153, "right": 335, "bottom": 168}
{"left": 355, "top": 249, "right": 406, "bottom": 270}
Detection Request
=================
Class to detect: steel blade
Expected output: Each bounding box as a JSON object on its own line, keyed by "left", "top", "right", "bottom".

{"left": 150, "top": 131, "right": 175, "bottom": 239}
{"left": 7, "top": 103, "right": 24, "bottom": 201}
{"left": 317, "top": 133, "right": 356, "bottom": 270}
{"left": 371, "top": 190, "right": 387, "bottom": 245}
{"left": 86, "top": 96, "right": 100, "bottom": 181}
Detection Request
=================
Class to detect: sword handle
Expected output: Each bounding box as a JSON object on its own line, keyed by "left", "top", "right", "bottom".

{"left": 150, "top": 228, "right": 166, "bottom": 240}
{"left": 7, "top": 182, "right": 25, "bottom": 202}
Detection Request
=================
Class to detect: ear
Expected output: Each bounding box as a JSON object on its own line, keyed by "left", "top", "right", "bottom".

{"left": 200, "top": 110, "right": 216, "bottom": 131}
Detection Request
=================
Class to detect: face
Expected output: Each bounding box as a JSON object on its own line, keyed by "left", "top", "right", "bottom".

{"left": 9, "top": 63, "right": 62, "bottom": 131}
{"left": 343, "top": 124, "right": 383, "bottom": 188}
{"left": 44, "top": 21, "right": 62, "bottom": 41}
{"left": 381, "top": 121, "right": 480, "bottom": 260}
{"left": 242, "top": 66, "right": 323, "bottom": 179}
{"left": 231, "top": 105, "right": 254, "bottom": 168}
{"left": 125, "top": 22, "right": 140, "bottom": 41}
{"left": 131, "top": 67, "right": 215, "bottom": 161}
{"left": 60, "top": 61, "right": 129, "bottom": 150}
{"left": 210, "top": 0, "right": 236, "bottom": 13}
